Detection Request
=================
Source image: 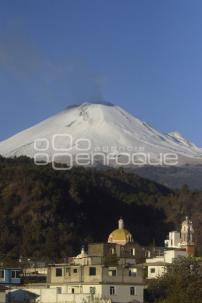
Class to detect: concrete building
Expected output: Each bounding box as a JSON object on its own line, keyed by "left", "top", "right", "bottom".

{"left": 8, "top": 218, "right": 145, "bottom": 303}
{"left": 46, "top": 257, "right": 144, "bottom": 303}
{"left": 45, "top": 219, "right": 145, "bottom": 303}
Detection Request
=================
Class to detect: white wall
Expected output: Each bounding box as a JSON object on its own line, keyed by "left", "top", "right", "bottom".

{"left": 147, "top": 265, "right": 166, "bottom": 279}
{"left": 146, "top": 256, "right": 164, "bottom": 264}
{"left": 102, "top": 284, "right": 144, "bottom": 303}
{"left": 0, "top": 292, "right": 5, "bottom": 303}
{"left": 164, "top": 249, "right": 187, "bottom": 263}
{"left": 8, "top": 284, "right": 144, "bottom": 303}
{"left": 165, "top": 232, "right": 181, "bottom": 248}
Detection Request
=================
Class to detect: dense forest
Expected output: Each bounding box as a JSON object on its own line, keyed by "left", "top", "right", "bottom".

{"left": 0, "top": 156, "right": 202, "bottom": 265}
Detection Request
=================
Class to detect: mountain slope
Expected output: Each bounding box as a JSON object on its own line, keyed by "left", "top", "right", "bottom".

{"left": 0, "top": 102, "right": 202, "bottom": 166}
{"left": 0, "top": 156, "right": 173, "bottom": 262}
{"left": 1, "top": 157, "right": 202, "bottom": 262}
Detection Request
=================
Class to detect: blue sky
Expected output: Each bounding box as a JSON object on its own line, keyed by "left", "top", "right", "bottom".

{"left": 0, "top": 0, "right": 202, "bottom": 145}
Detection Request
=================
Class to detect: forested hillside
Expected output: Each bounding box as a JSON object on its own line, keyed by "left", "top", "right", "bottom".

{"left": 0, "top": 156, "right": 202, "bottom": 264}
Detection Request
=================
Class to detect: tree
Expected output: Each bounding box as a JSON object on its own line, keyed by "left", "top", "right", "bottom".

{"left": 147, "top": 257, "right": 202, "bottom": 303}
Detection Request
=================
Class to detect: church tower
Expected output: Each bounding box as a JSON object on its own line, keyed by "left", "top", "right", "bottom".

{"left": 180, "top": 216, "right": 195, "bottom": 255}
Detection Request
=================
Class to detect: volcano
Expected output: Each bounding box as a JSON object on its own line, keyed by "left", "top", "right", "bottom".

{"left": 0, "top": 102, "right": 202, "bottom": 166}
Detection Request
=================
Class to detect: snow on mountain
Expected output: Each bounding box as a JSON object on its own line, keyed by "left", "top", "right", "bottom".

{"left": 0, "top": 102, "right": 202, "bottom": 166}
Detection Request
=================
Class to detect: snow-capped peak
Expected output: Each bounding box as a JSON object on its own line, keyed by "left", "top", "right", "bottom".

{"left": 0, "top": 102, "right": 202, "bottom": 166}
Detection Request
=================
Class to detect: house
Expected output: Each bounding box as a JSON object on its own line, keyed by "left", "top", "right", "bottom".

{"left": 146, "top": 248, "right": 187, "bottom": 279}
{"left": 0, "top": 268, "right": 22, "bottom": 285}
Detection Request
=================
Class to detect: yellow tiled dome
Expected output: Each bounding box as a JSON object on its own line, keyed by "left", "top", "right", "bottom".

{"left": 108, "top": 218, "right": 134, "bottom": 245}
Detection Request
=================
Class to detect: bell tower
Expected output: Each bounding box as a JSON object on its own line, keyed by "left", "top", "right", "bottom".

{"left": 180, "top": 216, "right": 195, "bottom": 255}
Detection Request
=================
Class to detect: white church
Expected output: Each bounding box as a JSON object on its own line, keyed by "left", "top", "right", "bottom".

{"left": 146, "top": 216, "right": 195, "bottom": 279}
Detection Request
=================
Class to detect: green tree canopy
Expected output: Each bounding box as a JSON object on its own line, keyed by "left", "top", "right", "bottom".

{"left": 147, "top": 257, "right": 202, "bottom": 303}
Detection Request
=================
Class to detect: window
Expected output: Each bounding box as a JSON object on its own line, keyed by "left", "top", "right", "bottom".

{"left": 66, "top": 267, "right": 71, "bottom": 276}
{"left": 56, "top": 268, "right": 62, "bottom": 277}
{"left": 90, "top": 287, "right": 96, "bottom": 294}
{"left": 72, "top": 288, "right": 75, "bottom": 294}
{"left": 150, "top": 268, "right": 155, "bottom": 273}
{"left": 11, "top": 271, "right": 15, "bottom": 278}
{"left": 89, "top": 267, "right": 96, "bottom": 276}
{"left": 129, "top": 268, "right": 137, "bottom": 277}
{"left": 108, "top": 269, "right": 117, "bottom": 276}
{"left": 110, "top": 286, "right": 115, "bottom": 295}
{"left": 0, "top": 270, "right": 4, "bottom": 279}
{"left": 11, "top": 271, "right": 20, "bottom": 279}
{"left": 130, "top": 286, "right": 136, "bottom": 296}
{"left": 73, "top": 268, "right": 78, "bottom": 273}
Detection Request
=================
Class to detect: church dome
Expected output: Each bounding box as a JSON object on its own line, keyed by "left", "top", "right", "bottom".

{"left": 108, "top": 218, "right": 134, "bottom": 245}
